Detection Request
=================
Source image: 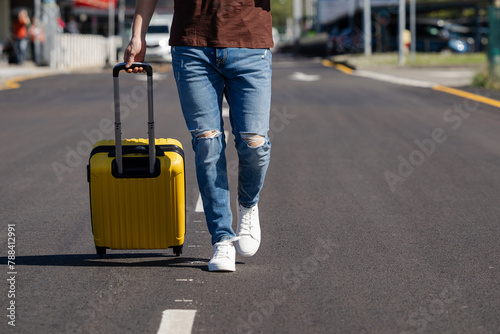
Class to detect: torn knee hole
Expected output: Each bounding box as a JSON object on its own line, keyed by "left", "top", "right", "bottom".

{"left": 196, "top": 130, "right": 221, "bottom": 139}
{"left": 241, "top": 134, "right": 265, "bottom": 148}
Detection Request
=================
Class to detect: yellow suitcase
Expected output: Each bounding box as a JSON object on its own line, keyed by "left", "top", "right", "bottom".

{"left": 87, "top": 63, "right": 185, "bottom": 258}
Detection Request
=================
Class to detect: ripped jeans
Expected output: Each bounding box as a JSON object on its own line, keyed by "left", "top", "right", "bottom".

{"left": 172, "top": 46, "right": 272, "bottom": 245}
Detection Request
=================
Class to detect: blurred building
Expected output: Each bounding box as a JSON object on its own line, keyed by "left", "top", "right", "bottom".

{"left": 1, "top": 0, "right": 173, "bottom": 67}
{"left": 1, "top": 0, "right": 173, "bottom": 41}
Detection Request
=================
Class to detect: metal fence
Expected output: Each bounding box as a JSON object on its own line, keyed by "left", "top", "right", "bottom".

{"left": 50, "top": 34, "right": 110, "bottom": 70}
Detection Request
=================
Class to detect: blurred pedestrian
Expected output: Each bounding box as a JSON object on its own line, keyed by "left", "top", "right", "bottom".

{"left": 28, "top": 18, "right": 45, "bottom": 65}
{"left": 12, "top": 8, "right": 30, "bottom": 64}
{"left": 124, "top": 0, "right": 273, "bottom": 272}
{"left": 66, "top": 16, "right": 80, "bottom": 34}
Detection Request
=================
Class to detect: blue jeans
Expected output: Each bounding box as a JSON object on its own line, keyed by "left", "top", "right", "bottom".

{"left": 172, "top": 46, "right": 272, "bottom": 245}
{"left": 14, "top": 38, "right": 28, "bottom": 64}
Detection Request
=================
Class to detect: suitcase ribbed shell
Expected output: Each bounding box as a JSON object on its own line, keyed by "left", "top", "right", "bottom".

{"left": 88, "top": 138, "right": 185, "bottom": 250}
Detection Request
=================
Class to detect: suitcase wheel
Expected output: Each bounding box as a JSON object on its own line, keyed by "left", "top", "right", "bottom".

{"left": 173, "top": 245, "right": 183, "bottom": 257}
{"left": 96, "top": 246, "right": 107, "bottom": 258}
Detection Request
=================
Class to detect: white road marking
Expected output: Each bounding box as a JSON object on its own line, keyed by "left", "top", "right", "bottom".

{"left": 289, "top": 72, "right": 321, "bottom": 82}
{"left": 184, "top": 260, "right": 206, "bottom": 264}
{"left": 195, "top": 195, "right": 204, "bottom": 212}
{"left": 222, "top": 107, "right": 230, "bottom": 118}
{"left": 354, "top": 70, "right": 434, "bottom": 88}
{"left": 157, "top": 309, "right": 197, "bottom": 334}
{"left": 133, "top": 74, "right": 168, "bottom": 81}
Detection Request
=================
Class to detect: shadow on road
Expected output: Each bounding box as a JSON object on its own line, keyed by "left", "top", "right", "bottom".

{"left": 1, "top": 253, "right": 218, "bottom": 270}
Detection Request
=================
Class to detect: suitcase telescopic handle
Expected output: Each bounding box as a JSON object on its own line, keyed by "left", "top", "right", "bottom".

{"left": 112, "top": 62, "right": 155, "bottom": 175}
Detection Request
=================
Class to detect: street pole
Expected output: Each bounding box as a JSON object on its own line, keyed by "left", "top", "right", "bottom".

{"left": 34, "top": 0, "right": 41, "bottom": 65}
{"left": 364, "top": 0, "right": 372, "bottom": 56}
{"left": 315, "top": 0, "right": 321, "bottom": 32}
{"left": 118, "top": 0, "right": 125, "bottom": 56}
{"left": 293, "top": 0, "right": 303, "bottom": 41}
{"left": 348, "top": 0, "right": 355, "bottom": 29}
{"left": 108, "top": 0, "right": 115, "bottom": 65}
{"left": 410, "top": 0, "right": 416, "bottom": 63}
{"left": 398, "top": 0, "right": 406, "bottom": 65}
{"left": 305, "top": 0, "right": 313, "bottom": 30}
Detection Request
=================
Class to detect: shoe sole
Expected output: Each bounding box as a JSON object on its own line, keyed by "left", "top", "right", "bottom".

{"left": 235, "top": 244, "right": 259, "bottom": 257}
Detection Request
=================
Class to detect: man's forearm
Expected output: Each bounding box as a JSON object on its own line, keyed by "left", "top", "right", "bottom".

{"left": 131, "top": 0, "right": 159, "bottom": 40}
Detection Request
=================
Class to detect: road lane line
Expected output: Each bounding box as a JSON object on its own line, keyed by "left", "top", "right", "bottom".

{"left": 195, "top": 194, "right": 204, "bottom": 212}
{"left": 432, "top": 85, "right": 500, "bottom": 109}
{"left": 323, "top": 59, "right": 433, "bottom": 87}
{"left": 157, "top": 310, "right": 196, "bottom": 334}
{"left": 0, "top": 73, "right": 57, "bottom": 91}
{"left": 355, "top": 70, "right": 434, "bottom": 88}
{"left": 289, "top": 72, "right": 321, "bottom": 81}
{"left": 321, "top": 59, "right": 353, "bottom": 75}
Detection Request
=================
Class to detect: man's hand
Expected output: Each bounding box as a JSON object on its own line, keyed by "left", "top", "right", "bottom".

{"left": 123, "top": 0, "right": 158, "bottom": 73}
{"left": 123, "top": 37, "right": 147, "bottom": 73}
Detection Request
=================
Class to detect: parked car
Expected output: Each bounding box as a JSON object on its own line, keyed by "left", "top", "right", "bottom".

{"left": 331, "top": 18, "right": 476, "bottom": 54}
{"left": 414, "top": 19, "right": 473, "bottom": 53}
{"left": 145, "top": 14, "right": 173, "bottom": 62}
{"left": 327, "top": 27, "right": 365, "bottom": 55}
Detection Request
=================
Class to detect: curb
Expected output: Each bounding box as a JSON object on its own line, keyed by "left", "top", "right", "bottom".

{"left": 321, "top": 58, "right": 500, "bottom": 110}
{"left": 0, "top": 71, "right": 61, "bottom": 91}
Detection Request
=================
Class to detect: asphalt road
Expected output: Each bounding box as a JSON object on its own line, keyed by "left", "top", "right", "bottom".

{"left": 0, "top": 56, "right": 499, "bottom": 334}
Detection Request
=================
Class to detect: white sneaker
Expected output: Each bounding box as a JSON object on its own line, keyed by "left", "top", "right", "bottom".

{"left": 235, "top": 204, "right": 261, "bottom": 257}
{"left": 208, "top": 239, "right": 237, "bottom": 272}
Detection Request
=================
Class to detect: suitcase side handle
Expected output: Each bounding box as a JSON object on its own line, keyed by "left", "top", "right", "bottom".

{"left": 113, "top": 62, "right": 155, "bottom": 175}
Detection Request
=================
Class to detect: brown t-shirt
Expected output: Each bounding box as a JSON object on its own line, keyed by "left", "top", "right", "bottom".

{"left": 169, "top": 0, "right": 273, "bottom": 49}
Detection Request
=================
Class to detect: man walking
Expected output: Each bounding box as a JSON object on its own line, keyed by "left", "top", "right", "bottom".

{"left": 124, "top": 0, "right": 273, "bottom": 272}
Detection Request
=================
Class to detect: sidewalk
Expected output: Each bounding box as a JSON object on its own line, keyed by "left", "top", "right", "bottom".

{"left": 0, "top": 61, "right": 62, "bottom": 89}
{"left": 329, "top": 53, "right": 485, "bottom": 88}
{"left": 351, "top": 64, "right": 481, "bottom": 88}
{"left": 323, "top": 53, "right": 500, "bottom": 108}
